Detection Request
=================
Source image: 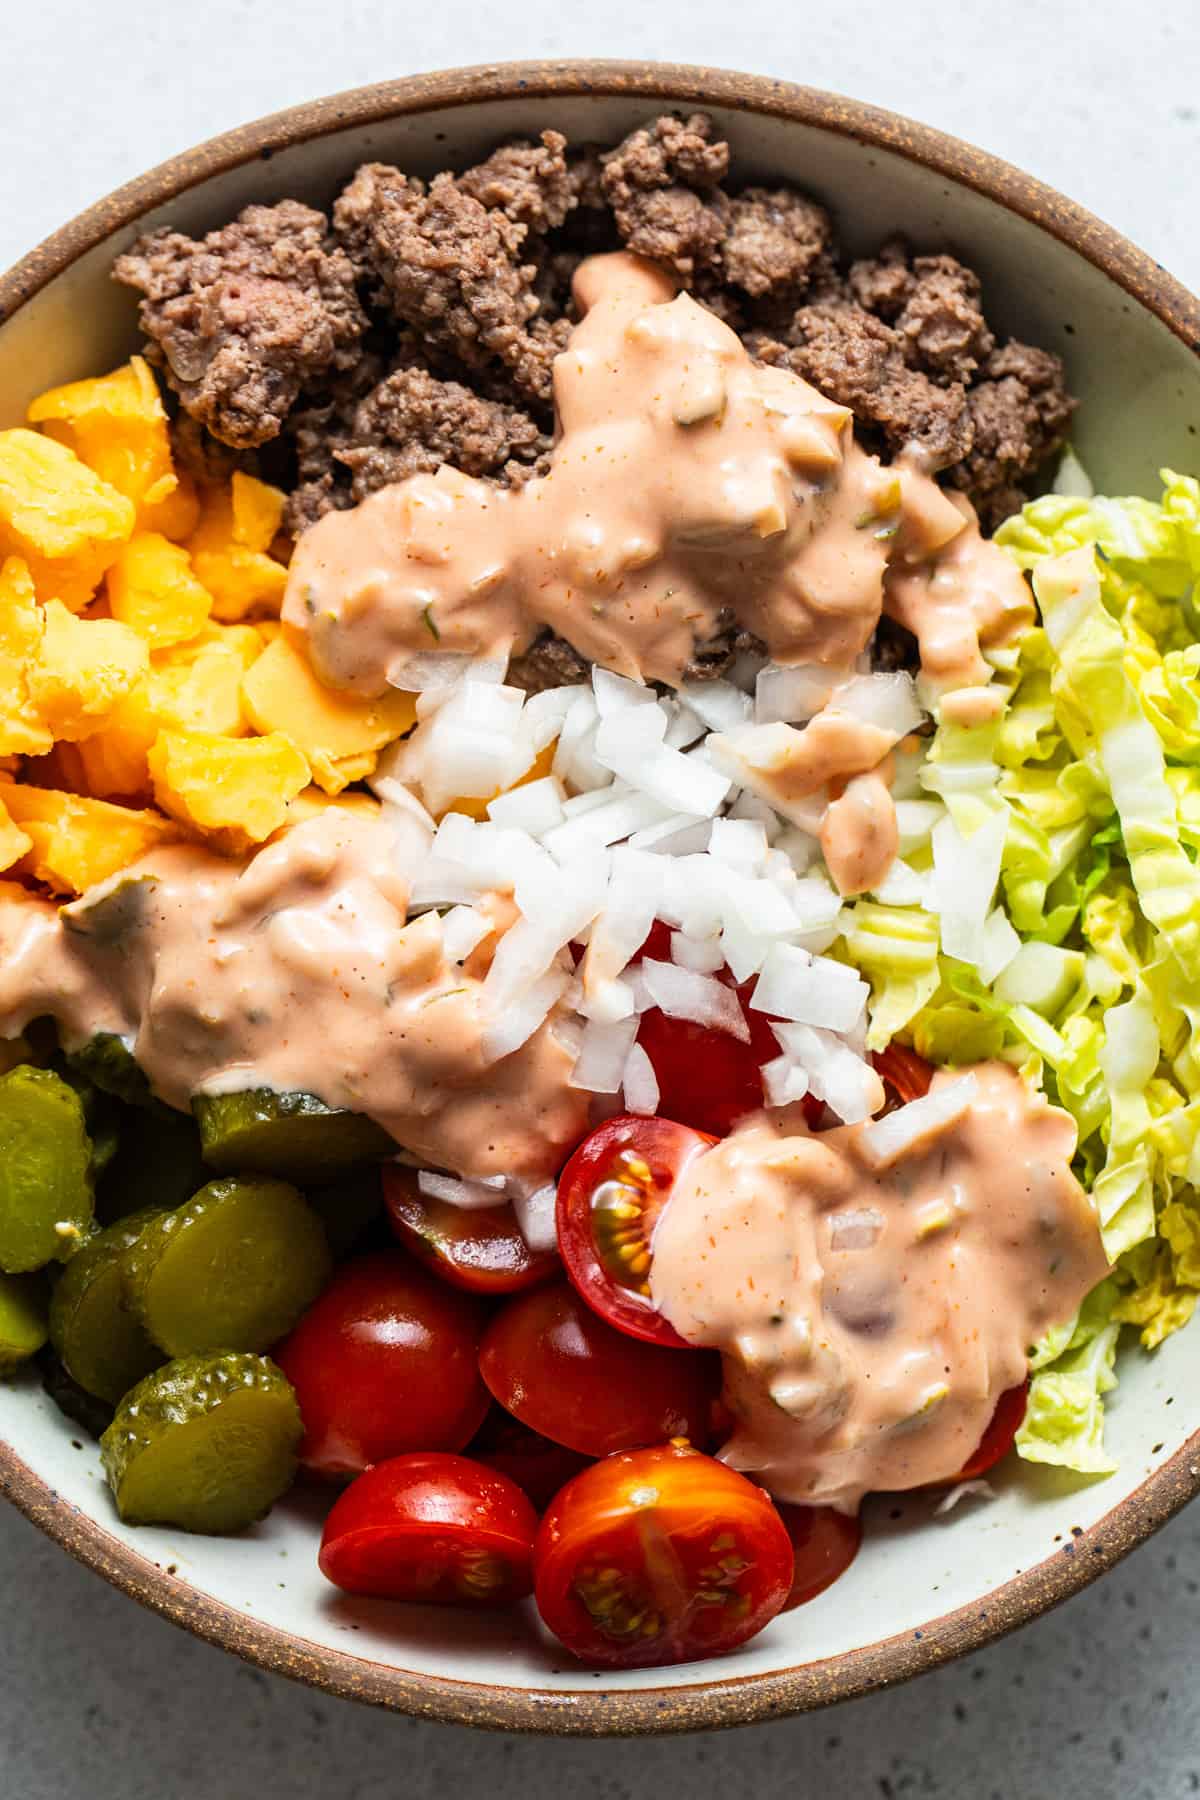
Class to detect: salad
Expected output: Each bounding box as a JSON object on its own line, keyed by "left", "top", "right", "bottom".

{"left": 0, "top": 112, "right": 1197, "bottom": 1673}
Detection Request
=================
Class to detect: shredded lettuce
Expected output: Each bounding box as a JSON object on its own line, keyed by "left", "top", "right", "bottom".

{"left": 837, "top": 469, "right": 1200, "bottom": 1479}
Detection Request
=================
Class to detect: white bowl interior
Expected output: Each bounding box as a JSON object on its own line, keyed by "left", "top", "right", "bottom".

{"left": 1, "top": 87, "right": 1198, "bottom": 1707}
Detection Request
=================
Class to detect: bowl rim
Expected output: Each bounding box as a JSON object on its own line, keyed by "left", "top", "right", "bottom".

{"left": 2, "top": 57, "right": 1199, "bottom": 1737}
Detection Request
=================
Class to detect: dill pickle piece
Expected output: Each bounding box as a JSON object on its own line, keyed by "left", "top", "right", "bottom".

{"left": 67, "top": 1033, "right": 166, "bottom": 1114}
{"left": 0, "top": 1272, "right": 48, "bottom": 1371}
{"left": 193, "top": 1089, "right": 394, "bottom": 1181}
{"left": 38, "top": 1344, "right": 115, "bottom": 1439}
{"left": 97, "top": 1106, "right": 205, "bottom": 1224}
{"left": 100, "top": 1352, "right": 302, "bottom": 1532}
{"left": 125, "top": 1177, "right": 332, "bottom": 1358}
{"left": 0, "top": 1066, "right": 94, "bottom": 1272}
{"left": 49, "top": 1209, "right": 164, "bottom": 1403}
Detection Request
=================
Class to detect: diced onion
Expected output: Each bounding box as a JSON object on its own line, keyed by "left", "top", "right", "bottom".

{"left": 570, "top": 1016, "right": 640, "bottom": 1094}
{"left": 440, "top": 905, "right": 490, "bottom": 963}
{"left": 481, "top": 967, "right": 569, "bottom": 1063}
{"left": 487, "top": 776, "right": 566, "bottom": 835}
{"left": 511, "top": 1181, "right": 559, "bottom": 1253}
{"left": 755, "top": 663, "right": 838, "bottom": 725}
{"left": 831, "top": 672, "right": 925, "bottom": 738}
{"left": 417, "top": 1169, "right": 509, "bottom": 1210}
{"left": 857, "top": 1075, "right": 978, "bottom": 1170}
{"left": 621, "top": 1042, "right": 660, "bottom": 1115}
{"left": 828, "top": 1207, "right": 885, "bottom": 1251}
{"left": 640, "top": 958, "right": 750, "bottom": 1042}
{"left": 677, "top": 678, "right": 752, "bottom": 733}
{"left": 751, "top": 944, "right": 867, "bottom": 1032}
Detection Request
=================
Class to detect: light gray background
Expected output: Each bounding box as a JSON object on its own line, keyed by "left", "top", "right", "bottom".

{"left": 3, "top": 3, "right": 1199, "bottom": 1795}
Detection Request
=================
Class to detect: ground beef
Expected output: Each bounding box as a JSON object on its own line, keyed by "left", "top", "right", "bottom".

{"left": 749, "top": 307, "right": 975, "bottom": 467}
{"left": 720, "top": 187, "right": 832, "bottom": 299}
{"left": 169, "top": 412, "right": 257, "bottom": 487}
{"left": 338, "top": 366, "right": 548, "bottom": 501}
{"left": 600, "top": 114, "right": 729, "bottom": 275}
{"left": 507, "top": 630, "right": 593, "bottom": 695}
{"left": 947, "top": 340, "right": 1076, "bottom": 527}
{"left": 114, "top": 201, "right": 366, "bottom": 449}
{"left": 333, "top": 164, "right": 555, "bottom": 403}
{"left": 117, "top": 111, "right": 1077, "bottom": 557}
{"left": 456, "top": 130, "right": 576, "bottom": 235}
{"left": 681, "top": 612, "right": 767, "bottom": 681}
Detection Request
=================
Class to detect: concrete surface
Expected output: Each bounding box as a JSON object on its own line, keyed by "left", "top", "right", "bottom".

{"left": 2, "top": 3, "right": 1199, "bottom": 1795}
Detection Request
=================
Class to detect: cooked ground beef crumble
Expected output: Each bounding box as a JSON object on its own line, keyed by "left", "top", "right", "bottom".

{"left": 115, "top": 113, "right": 1076, "bottom": 605}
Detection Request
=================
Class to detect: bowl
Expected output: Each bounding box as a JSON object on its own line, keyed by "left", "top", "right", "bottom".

{"left": 1, "top": 59, "right": 1198, "bottom": 1737}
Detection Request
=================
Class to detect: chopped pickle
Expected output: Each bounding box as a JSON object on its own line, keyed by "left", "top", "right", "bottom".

{"left": 100, "top": 1352, "right": 302, "bottom": 1533}
{"left": 66, "top": 1032, "right": 164, "bottom": 1114}
{"left": 53, "top": 1058, "right": 123, "bottom": 1180}
{"left": 97, "top": 1106, "right": 205, "bottom": 1224}
{"left": 124, "top": 1177, "right": 332, "bottom": 1358}
{"left": 48, "top": 1208, "right": 164, "bottom": 1403}
{"left": 0, "top": 1066, "right": 94, "bottom": 1272}
{"left": 0, "top": 1272, "right": 48, "bottom": 1371}
{"left": 193, "top": 1088, "right": 394, "bottom": 1180}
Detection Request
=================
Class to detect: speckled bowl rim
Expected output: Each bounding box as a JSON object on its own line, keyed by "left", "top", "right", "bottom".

{"left": 2, "top": 58, "right": 1199, "bottom": 1737}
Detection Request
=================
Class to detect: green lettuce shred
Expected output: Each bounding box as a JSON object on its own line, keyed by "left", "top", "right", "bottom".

{"left": 837, "top": 469, "right": 1200, "bottom": 1478}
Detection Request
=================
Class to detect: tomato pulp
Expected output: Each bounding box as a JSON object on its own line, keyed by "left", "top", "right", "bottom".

{"left": 557, "top": 1114, "right": 715, "bottom": 1347}
{"left": 534, "top": 1442, "right": 795, "bottom": 1667}
{"left": 319, "top": 1452, "right": 538, "bottom": 1607}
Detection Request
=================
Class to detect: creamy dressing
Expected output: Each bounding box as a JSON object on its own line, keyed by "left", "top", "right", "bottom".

{"left": 0, "top": 809, "right": 587, "bottom": 1183}
{"left": 648, "top": 1065, "right": 1108, "bottom": 1510}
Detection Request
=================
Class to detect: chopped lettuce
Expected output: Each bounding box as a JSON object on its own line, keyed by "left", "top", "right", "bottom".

{"left": 838, "top": 470, "right": 1200, "bottom": 1479}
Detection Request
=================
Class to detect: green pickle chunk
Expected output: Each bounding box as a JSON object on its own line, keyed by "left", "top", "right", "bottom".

{"left": 67, "top": 1033, "right": 164, "bottom": 1114}
{"left": 98, "top": 1106, "right": 205, "bottom": 1225}
{"left": 0, "top": 1272, "right": 49, "bottom": 1371}
{"left": 48, "top": 1209, "right": 165, "bottom": 1404}
{"left": 0, "top": 1065, "right": 94, "bottom": 1272}
{"left": 193, "top": 1089, "right": 394, "bottom": 1180}
{"left": 125, "top": 1177, "right": 332, "bottom": 1358}
{"left": 101, "top": 1353, "right": 302, "bottom": 1533}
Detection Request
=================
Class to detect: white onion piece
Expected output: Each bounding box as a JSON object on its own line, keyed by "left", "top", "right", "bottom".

{"left": 628, "top": 816, "right": 711, "bottom": 855}
{"left": 719, "top": 915, "right": 771, "bottom": 984}
{"left": 828, "top": 1207, "right": 885, "bottom": 1251}
{"left": 440, "top": 905, "right": 490, "bottom": 963}
{"left": 772, "top": 1023, "right": 883, "bottom": 1123}
{"left": 663, "top": 700, "right": 707, "bottom": 749}
{"left": 523, "top": 683, "right": 585, "bottom": 749}
{"left": 728, "top": 790, "right": 782, "bottom": 840}
{"left": 481, "top": 967, "right": 569, "bottom": 1064}
{"left": 751, "top": 945, "right": 867, "bottom": 1032}
{"left": 755, "top": 663, "right": 838, "bottom": 725}
{"left": 387, "top": 652, "right": 502, "bottom": 695}
{"left": 934, "top": 1479, "right": 996, "bottom": 1516}
{"left": 487, "top": 776, "right": 566, "bottom": 835}
{"left": 857, "top": 1075, "right": 978, "bottom": 1170}
{"left": 584, "top": 849, "right": 665, "bottom": 994}
{"left": 977, "top": 907, "right": 1021, "bottom": 986}
{"left": 542, "top": 789, "right": 671, "bottom": 862}
{"left": 553, "top": 691, "right": 613, "bottom": 793}
{"left": 417, "top": 1169, "right": 509, "bottom": 1210}
{"left": 761, "top": 1054, "right": 809, "bottom": 1108}
{"left": 622, "top": 1042, "right": 660, "bottom": 1115}
{"left": 570, "top": 1016, "right": 640, "bottom": 1094}
{"left": 831, "top": 672, "right": 924, "bottom": 738}
{"left": 511, "top": 1181, "right": 559, "bottom": 1253}
{"left": 871, "top": 859, "right": 928, "bottom": 907}
{"left": 670, "top": 930, "right": 724, "bottom": 974}
{"left": 677, "top": 678, "right": 752, "bottom": 733}
{"left": 709, "top": 817, "right": 769, "bottom": 873}
{"left": 592, "top": 666, "right": 654, "bottom": 715}
{"left": 641, "top": 958, "right": 750, "bottom": 1043}
{"left": 895, "top": 799, "right": 944, "bottom": 854}
{"left": 594, "top": 708, "right": 731, "bottom": 817}
{"left": 581, "top": 977, "right": 637, "bottom": 1023}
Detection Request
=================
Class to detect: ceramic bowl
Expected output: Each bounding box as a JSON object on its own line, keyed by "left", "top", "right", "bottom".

{"left": 1, "top": 61, "right": 1198, "bottom": 1737}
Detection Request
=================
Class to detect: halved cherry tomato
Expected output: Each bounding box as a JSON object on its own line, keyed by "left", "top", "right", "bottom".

{"left": 557, "top": 1114, "right": 715, "bottom": 1347}
{"left": 479, "top": 1281, "right": 719, "bottom": 1458}
{"left": 469, "top": 1406, "right": 593, "bottom": 1510}
{"left": 383, "top": 1167, "right": 558, "bottom": 1296}
{"left": 275, "top": 1251, "right": 491, "bottom": 1479}
{"left": 872, "top": 1042, "right": 934, "bottom": 1105}
{"left": 774, "top": 1503, "right": 862, "bottom": 1610}
{"left": 534, "top": 1442, "right": 794, "bottom": 1668}
{"left": 634, "top": 923, "right": 821, "bottom": 1135}
{"left": 956, "top": 1381, "right": 1029, "bottom": 1482}
{"left": 319, "top": 1452, "right": 538, "bottom": 1607}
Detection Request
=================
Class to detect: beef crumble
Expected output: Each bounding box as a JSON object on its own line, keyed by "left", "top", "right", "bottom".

{"left": 115, "top": 113, "right": 1075, "bottom": 537}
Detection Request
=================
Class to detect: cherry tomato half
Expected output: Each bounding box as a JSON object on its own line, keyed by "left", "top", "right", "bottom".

{"left": 557, "top": 1114, "right": 715, "bottom": 1347}
{"left": 275, "top": 1250, "right": 491, "bottom": 1479}
{"left": 774, "top": 1503, "right": 862, "bottom": 1611}
{"left": 383, "top": 1167, "right": 558, "bottom": 1296}
{"left": 634, "top": 923, "right": 821, "bottom": 1135}
{"left": 534, "top": 1442, "right": 794, "bottom": 1668}
{"left": 479, "top": 1282, "right": 719, "bottom": 1459}
{"left": 872, "top": 1042, "right": 934, "bottom": 1105}
{"left": 469, "top": 1406, "right": 593, "bottom": 1510}
{"left": 319, "top": 1452, "right": 538, "bottom": 1607}
{"left": 956, "top": 1381, "right": 1029, "bottom": 1482}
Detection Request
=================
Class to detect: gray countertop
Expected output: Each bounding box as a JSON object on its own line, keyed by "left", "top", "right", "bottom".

{"left": 3, "top": 3, "right": 1199, "bottom": 1794}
